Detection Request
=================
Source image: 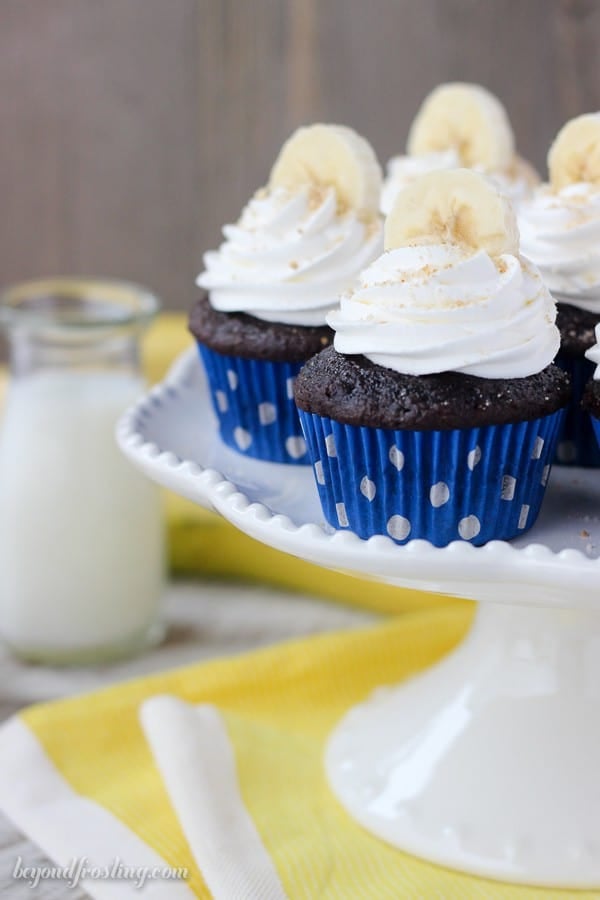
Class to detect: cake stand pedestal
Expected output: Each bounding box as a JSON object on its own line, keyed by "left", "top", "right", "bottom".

{"left": 117, "top": 349, "right": 600, "bottom": 888}
{"left": 327, "top": 601, "right": 600, "bottom": 887}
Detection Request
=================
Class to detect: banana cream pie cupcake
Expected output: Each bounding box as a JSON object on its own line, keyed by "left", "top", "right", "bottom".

{"left": 380, "top": 83, "right": 539, "bottom": 216}
{"left": 519, "top": 113, "right": 600, "bottom": 466}
{"left": 191, "top": 124, "right": 383, "bottom": 464}
{"left": 295, "top": 169, "right": 570, "bottom": 546}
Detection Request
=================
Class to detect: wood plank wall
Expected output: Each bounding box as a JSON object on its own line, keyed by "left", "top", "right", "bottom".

{"left": 1, "top": 0, "right": 599, "bottom": 310}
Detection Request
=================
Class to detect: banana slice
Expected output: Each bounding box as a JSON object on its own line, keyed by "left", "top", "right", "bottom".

{"left": 269, "top": 124, "right": 382, "bottom": 222}
{"left": 407, "top": 83, "right": 515, "bottom": 171}
{"left": 384, "top": 168, "right": 519, "bottom": 257}
{"left": 548, "top": 113, "right": 600, "bottom": 190}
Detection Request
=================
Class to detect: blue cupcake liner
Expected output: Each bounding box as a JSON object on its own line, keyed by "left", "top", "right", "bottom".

{"left": 297, "top": 410, "right": 565, "bottom": 546}
{"left": 553, "top": 352, "right": 600, "bottom": 467}
{"left": 590, "top": 414, "right": 600, "bottom": 450}
{"left": 197, "top": 343, "right": 309, "bottom": 464}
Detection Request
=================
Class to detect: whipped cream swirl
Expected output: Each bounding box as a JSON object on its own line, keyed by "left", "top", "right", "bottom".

{"left": 381, "top": 151, "right": 535, "bottom": 216}
{"left": 585, "top": 323, "right": 600, "bottom": 380}
{"left": 197, "top": 187, "right": 383, "bottom": 327}
{"left": 327, "top": 245, "right": 559, "bottom": 378}
{"left": 519, "top": 183, "right": 600, "bottom": 311}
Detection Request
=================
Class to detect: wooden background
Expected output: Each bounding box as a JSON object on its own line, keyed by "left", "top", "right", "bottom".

{"left": 1, "top": 0, "right": 599, "bottom": 311}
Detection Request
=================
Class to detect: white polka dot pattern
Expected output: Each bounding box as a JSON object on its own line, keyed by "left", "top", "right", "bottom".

{"left": 518, "top": 504, "right": 530, "bottom": 529}
{"left": 389, "top": 445, "right": 405, "bottom": 471}
{"left": 296, "top": 408, "right": 563, "bottom": 547}
{"left": 215, "top": 390, "right": 228, "bottom": 413}
{"left": 387, "top": 515, "right": 411, "bottom": 541}
{"left": 360, "top": 477, "right": 376, "bottom": 501}
{"left": 233, "top": 427, "right": 252, "bottom": 451}
{"left": 467, "top": 446, "right": 482, "bottom": 470}
{"left": 325, "top": 434, "right": 337, "bottom": 457}
{"left": 501, "top": 475, "right": 516, "bottom": 501}
{"left": 336, "top": 502, "right": 349, "bottom": 527}
{"left": 458, "top": 515, "right": 481, "bottom": 540}
{"left": 258, "top": 402, "right": 277, "bottom": 426}
{"left": 198, "top": 346, "right": 310, "bottom": 464}
{"left": 285, "top": 436, "right": 307, "bottom": 459}
{"left": 531, "top": 436, "right": 544, "bottom": 459}
{"left": 429, "top": 482, "right": 450, "bottom": 507}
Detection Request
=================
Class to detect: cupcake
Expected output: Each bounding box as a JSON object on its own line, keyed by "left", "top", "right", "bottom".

{"left": 583, "top": 325, "right": 600, "bottom": 448}
{"left": 295, "top": 169, "right": 570, "bottom": 546}
{"left": 190, "top": 124, "right": 383, "bottom": 464}
{"left": 519, "top": 113, "right": 600, "bottom": 466}
{"left": 380, "top": 83, "right": 539, "bottom": 216}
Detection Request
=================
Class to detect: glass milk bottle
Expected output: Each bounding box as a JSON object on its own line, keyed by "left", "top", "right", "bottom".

{"left": 0, "top": 279, "right": 165, "bottom": 663}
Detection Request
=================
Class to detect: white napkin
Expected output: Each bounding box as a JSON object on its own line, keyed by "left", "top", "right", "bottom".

{"left": 139, "top": 696, "right": 288, "bottom": 900}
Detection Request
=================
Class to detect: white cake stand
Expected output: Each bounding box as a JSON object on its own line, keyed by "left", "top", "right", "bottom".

{"left": 118, "top": 349, "right": 600, "bottom": 888}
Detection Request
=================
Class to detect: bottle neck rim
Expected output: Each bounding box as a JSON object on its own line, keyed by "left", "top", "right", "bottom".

{"left": 0, "top": 278, "right": 160, "bottom": 340}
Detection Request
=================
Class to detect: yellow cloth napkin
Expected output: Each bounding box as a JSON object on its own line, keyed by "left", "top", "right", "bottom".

{"left": 142, "top": 314, "right": 455, "bottom": 616}
{"left": 1, "top": 604, "right": 591, "bottom": 899}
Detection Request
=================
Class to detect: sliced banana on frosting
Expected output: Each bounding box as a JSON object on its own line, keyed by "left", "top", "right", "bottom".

{"left": 407, "top": 83, "right": 515, "bottom": 171}
{"left": 548, "top": 113, "right": 600, "bottom": 190}
{"left": 269, "top": 124, "right": 382, "bottom": 222}
{"left": 384, "top": 168, "right": 520, "bottom": 257}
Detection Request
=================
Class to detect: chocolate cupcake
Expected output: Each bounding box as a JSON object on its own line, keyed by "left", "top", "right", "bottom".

{"left": 296, "top": 169, "right": 570, "bottom": 546}
{"left": 191, "top": 124, "right": 383, "bottom": 464}
{"left": 519, "top": 113, "right": 600, "bottom": 466}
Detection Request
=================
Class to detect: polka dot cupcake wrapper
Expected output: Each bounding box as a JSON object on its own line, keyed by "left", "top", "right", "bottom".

{"left": 197, "top": 343, "right": 309, "bottom": 464}
{"left": 590, "top": 415, "right": 600, "bottom": 452}
{"left": 554, "top": 351, "right": 600, "bottom": 468}
{"left": 298, "top": 410, "right": 566, "bottom": 547}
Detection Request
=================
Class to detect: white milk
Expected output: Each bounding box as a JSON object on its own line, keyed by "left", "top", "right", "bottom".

{"left": 0, "top": 371, "right": 164, "bottom": 657}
